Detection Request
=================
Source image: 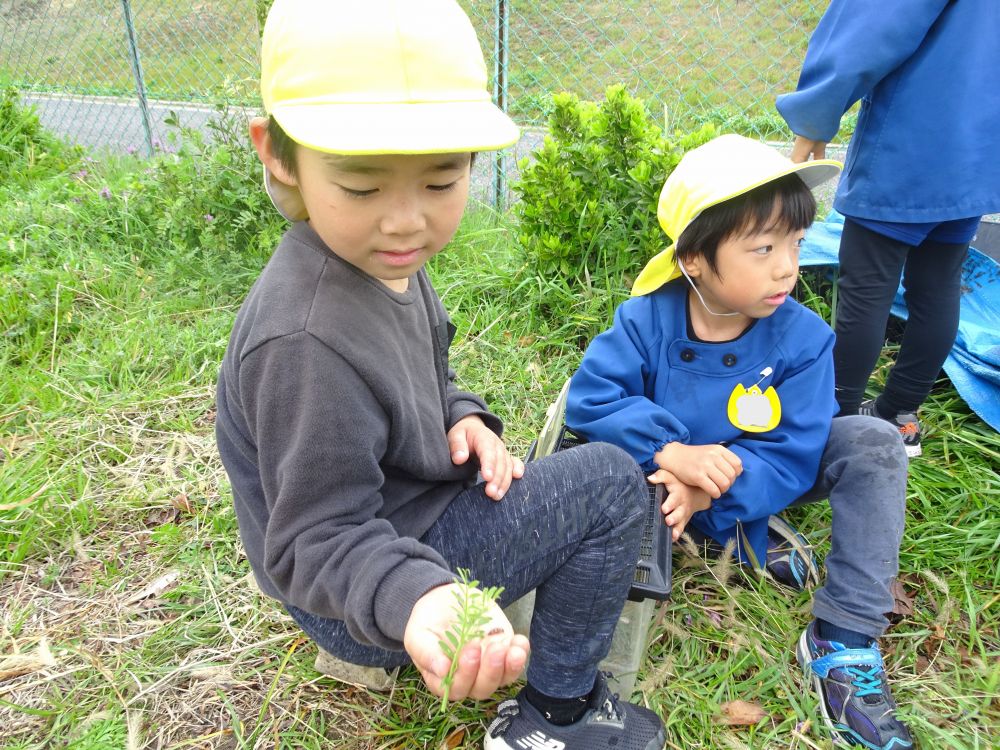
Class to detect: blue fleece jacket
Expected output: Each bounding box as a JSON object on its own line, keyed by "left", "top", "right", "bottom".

{"left": 566, "top": 280, "right": 837, "bottom": 563}
{"left": 776, "top": 0, "right": 1000, "bottom": 222}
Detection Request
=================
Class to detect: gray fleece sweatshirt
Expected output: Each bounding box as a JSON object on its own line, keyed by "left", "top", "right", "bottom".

{"left": 215, "top": 222, "right": 502, "bottom": 650}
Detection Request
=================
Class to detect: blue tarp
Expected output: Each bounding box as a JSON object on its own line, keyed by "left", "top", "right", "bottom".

{"left": 801, "top": 212, "right": 1000, "bottom": 432}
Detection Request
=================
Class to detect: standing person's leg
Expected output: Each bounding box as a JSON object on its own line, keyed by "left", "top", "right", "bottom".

{"left": 791, "top": 415, "right": 913, "bottom": 748}
{"left": 877, "top": 238, "right": 969, "bottom": 417}
{"left": 833, "top": 220, "right": 911, "bottom": 415}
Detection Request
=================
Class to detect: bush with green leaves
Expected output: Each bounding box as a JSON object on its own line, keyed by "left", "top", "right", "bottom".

{"left": 0, "top": 87, "right": 82, "bottom": 189}
{"left": 511, "top": 85, "right": 715, "bottom": 342}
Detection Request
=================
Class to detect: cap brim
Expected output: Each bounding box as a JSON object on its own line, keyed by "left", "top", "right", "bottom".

{"left": 631, "top": 243, "right": 681, "bottom": 296}
{"left": 272, "top": 100, "right": 520, "bottom": 155}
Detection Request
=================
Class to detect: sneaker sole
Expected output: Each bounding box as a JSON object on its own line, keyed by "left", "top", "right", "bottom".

{"left": 485, "top": 729, "right": 666, "bottom": 750}
{"left": 314, "top": 650, "right": 397, "bottom": 691}
{"left": 903, "top": 443, "right": 921, "bottom": 458}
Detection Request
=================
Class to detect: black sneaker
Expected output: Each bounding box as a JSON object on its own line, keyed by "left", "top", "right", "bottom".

{"left": 859, "top": 400, "right": 922, "bottom": 458}
{"left": 797, "top": 622, "right": 914, "bottom": 749}
{"left": 764, "top": 515, "right": 820, "bottom": 592}
{"left": 484, "top": 672, "right": 665, "bottom": 750}
{"left": 684, "top": 516, "right": 818, "bottom": 592}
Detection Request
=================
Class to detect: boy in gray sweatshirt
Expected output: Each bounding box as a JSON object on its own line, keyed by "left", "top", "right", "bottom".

{"left": 214, "top": 2, "right": 665, "bottom": 748}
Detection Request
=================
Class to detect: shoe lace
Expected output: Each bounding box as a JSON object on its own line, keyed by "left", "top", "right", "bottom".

{"left": 593, "top": 672, "right": 625, "bottom": 723}
{"left": 847, "top": 665, "right": 884, "bottom": 699}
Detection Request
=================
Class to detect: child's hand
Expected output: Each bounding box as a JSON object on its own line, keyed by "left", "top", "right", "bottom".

{"left": 448, "top": 416, "right": 525, "bottom": 500}
{"left": 647, "top": 469, "right": 712, "bottom": 542}
{"left": 653, "top": 442, "right": 742, "bottom": 498}
{"left": 790, "top": 134, "right": 828, "bottom": 162}
{"left": 403, "top": 582, "right": 529, "bottom": 702}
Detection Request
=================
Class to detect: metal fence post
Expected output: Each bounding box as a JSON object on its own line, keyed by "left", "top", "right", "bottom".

{"left": 120, "top": 0, "right": 155, "bottom": 156}
{"left": 493, "top": 0, "right": 510, "bottom": 211}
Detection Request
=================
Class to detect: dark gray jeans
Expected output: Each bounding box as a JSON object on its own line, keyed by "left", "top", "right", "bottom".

{"left": 288, "top": 441, "right": 647, "bottom": 698}
{"left": 796, "top": 414, "right": 908, "bottom": 638}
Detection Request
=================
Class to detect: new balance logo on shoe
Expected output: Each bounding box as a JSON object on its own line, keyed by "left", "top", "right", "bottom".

{"left": 516, "top": 732, "right": 566, "bottom": 750}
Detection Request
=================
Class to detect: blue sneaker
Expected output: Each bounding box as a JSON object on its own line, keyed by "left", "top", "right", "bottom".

{"left": 764, "top": 515, "right": 819, "bottom": 592}
{"left": 797, "top": 622, "right": 914, "bottom": 749}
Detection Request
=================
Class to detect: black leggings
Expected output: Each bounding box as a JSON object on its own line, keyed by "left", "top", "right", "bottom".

{"left": 834, "top": 218, "right": 969, "bottom": 416}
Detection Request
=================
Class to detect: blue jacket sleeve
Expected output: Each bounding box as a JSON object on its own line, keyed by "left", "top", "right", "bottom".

{"left": 691, "top": 332, "right": 836, "bottom": 547}
{"left": 776, "top": 0, "right": 950, "bottom": 141}
{"left": 566, "top": 298, "right": 690, "bottom": 471}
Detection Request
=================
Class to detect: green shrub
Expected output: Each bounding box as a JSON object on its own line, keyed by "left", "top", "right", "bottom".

{"left": 511, "top": 85, "right": 715, "bottom": 344}
{"left": 0, "top": 87, "right": 82, "bottom": 188}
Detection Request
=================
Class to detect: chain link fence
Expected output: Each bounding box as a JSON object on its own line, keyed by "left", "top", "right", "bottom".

{"left": 2, "top": 0, "right": 829, "bottom": 194}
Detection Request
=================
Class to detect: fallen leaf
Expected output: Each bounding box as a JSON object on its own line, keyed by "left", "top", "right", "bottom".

{"left": 718, "top": 700, "right": 768, "bottom": 726}
{"left": 145, "top": 506, "right": 179, "bottom": 527}
{"left": 440, "top": 728, "right": 466, "bottom": 749}
{"left": 170, "top": 493, "right": 193, "bottom": 514}
{"left": 888, "top": 577, "right": 914, "bottom": 619}
{"left": 124, "top": 570, "right": 180, "bottom": 604}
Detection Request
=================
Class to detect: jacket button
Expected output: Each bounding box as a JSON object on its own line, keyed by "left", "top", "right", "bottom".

{"left": 723, "top": 353, "right": 737, "bottom": 367}
{"left": 680, "top": 348, "right": 695, "bottom": 362}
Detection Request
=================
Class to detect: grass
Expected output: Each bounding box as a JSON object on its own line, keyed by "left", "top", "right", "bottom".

{"left": 1, "top": 105, "right": 998, "bottom": 749}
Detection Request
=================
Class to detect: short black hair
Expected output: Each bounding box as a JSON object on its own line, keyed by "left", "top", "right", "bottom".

{"left": 267, "top": 115, "right": 299, "bottom": 178}
{"left": 265, "top": 115, "right": 479, "bottom": 178}
{"left": 675, "top": 173, "right": 817, "bottom": 275}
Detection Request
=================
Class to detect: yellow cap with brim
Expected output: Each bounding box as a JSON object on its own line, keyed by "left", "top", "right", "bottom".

{"left": 631, "top": 134, "right": 842, "bottom": 296}
{"left": 259, "top": 0, "right": 520, "bottom": 220}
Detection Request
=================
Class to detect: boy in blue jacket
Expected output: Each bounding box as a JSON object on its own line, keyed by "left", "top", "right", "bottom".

{"left": 777, "top": 0, "right": 1000, "bottom": 457}
{"left": 567, "top": 135, "right": 914, "bottom": 749}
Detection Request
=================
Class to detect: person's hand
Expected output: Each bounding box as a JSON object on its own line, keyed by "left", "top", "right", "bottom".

{"left": 790, "top": 135, "right": 828, "bottom": 163}
{"left": 653, "top": 442, "right": 742, "bottom": 498}
{"left": 403, "top": 582, "right": 530, "bottom": 702}
{"left": 448, "top": 415, "right": 524, "bottom": 500}
{"left": 647, "top": 469, "right": 712, "bottom": 541}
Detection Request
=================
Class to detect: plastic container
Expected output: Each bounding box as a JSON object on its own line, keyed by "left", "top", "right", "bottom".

{"left": 502, "top": 591, "right": 654, "bottom": 697}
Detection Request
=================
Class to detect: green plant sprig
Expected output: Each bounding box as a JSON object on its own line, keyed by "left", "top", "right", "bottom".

{"left": 437, "top": 568, "right": 504, "bottom": 712}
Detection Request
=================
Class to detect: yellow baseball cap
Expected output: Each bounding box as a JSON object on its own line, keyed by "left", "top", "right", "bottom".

{"left": 631, "top": 134, "right": 842, "bottom": 296}
{"left": 260, "top": 0, "right": 520, "bottom": 220}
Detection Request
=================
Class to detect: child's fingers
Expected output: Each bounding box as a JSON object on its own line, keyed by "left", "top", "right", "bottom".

{"left": 493, "top": 450, "right": 514, "bottom": 501}
{"left": 448, "top": 430, "right": 470, "bottom": 465}
{"left": 443, "top": 641, "right": 483, "bottom": 702}
{"left": 722, "top": 449, "right": 743, "bottom": 473}
{"left": 695, "top": 476, "right": 723, "bottom": 499}
{"left": 512, "top": 457, "right": 525, "bottom": 479}
{"left": 665, "top": 507, "right": 690, "bottom": 541}
{"left": 477, "top": 439, "right": 498, "bottom": 484}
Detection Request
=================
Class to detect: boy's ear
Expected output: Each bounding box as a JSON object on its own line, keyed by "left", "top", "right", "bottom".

{"left": 249, "top": 116, "right": 297, "bottom": 187}
{"left": 680, "top": 253, "right": 704, "bottom": 279}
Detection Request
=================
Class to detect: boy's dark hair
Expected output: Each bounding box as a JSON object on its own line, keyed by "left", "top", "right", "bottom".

{"left": 675, "top": 173, "right": 816, "bottom": 274}
{"left": 266, "top": 115, "right": 478, "bottom": 179}
{"left": 268, "top": 115, "right": 299, "bottom": 178}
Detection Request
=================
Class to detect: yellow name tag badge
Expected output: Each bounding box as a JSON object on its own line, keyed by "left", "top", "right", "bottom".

{"left": 727, "top": 376, "right": 782, "bottom": 433}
